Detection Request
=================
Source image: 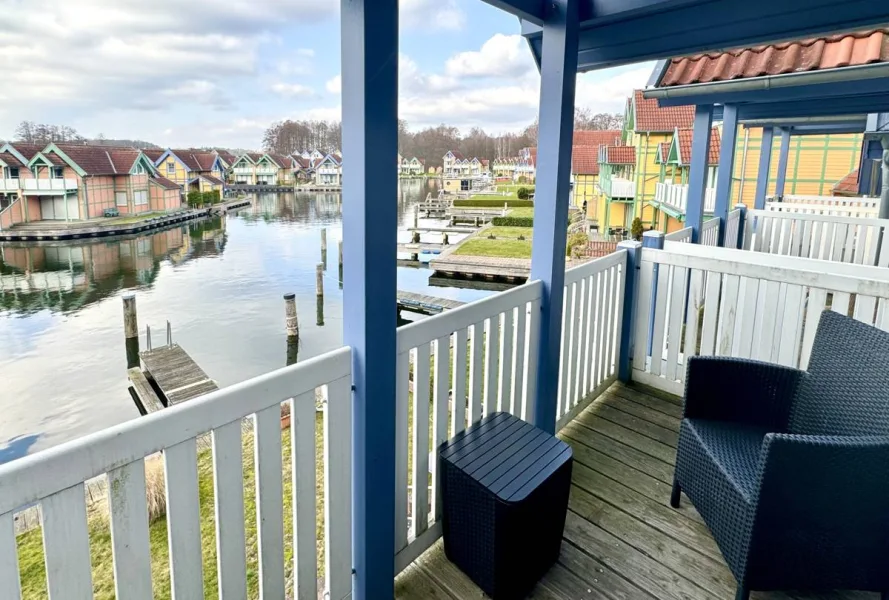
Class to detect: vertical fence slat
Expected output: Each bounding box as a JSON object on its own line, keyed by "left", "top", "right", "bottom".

{"left": 733, "top": 278, "right": 760, "bottom": 359}
{"left": 498, "top": 309, "right": 514, "bottom": 413}
{"left": 255, "top": 405, "right": 285, "bottom": 599}
{"left": 484, "top": 316, "right": 500, "bottom": 417}
{"left": 683, "top": 269, "right": 704, "bottom": 365}
{"left": 213, "top": 421, "right": 248, "bottom": 600}
{"left": 291, "top": 392, "right": 317, "bottom": 600}
{"left": 716, "top": 274, "right": 740, "bottom": 357}
{"left": 108, "top": 460, "right": 153, "bottom": 600}
{"left": 0, "top": 513, "right": 20, "bottom": 600}
{"left": 570, "top": 280, "right": 586, "bottom": 407}
{"left": 649, "top": 266, "right": 670, "bottom": 377}
{"left": 411, "top": 343, "right": 431, "bottom": 538}
{"left": 601, "top": 268, "right": 616, "bottom": 386}
{"left": 395, "top": 350, "right": 410, "bottom": 551}
{"left": 665, "top": 266, "right": 687, "bottom": 381}
{"left": 432, "top": 335, "right": 450, "bottom": 521}
{"left": 41, "top": 485, "right": 93, "bottom": 599}
{"left": 558, "top": 289, "right": 573, "bottom": 418}
{"left": 854, "top": 295, "right": 878, "bottom": 326}
{"left": 164, "top": 438, "right": 204, "bottom": 600}
{"left": 591, "top": 271, "right": 605, "bottom": 389}
{"left": 582, "top": 273, "right": 597, "bottom": 395}
{"left": 469, "top": 323, "right": 484, "bottom": 425}
{"left": 699, "top": 273, "right": 722, "bottom": 357}
{"left": 777, "top": 284, "right": 805, "bottom": 367}
{"left": 325, "top": 376, "right": 352, "bottom": 600}
{"left": 452, "top": 327, "right": 468, "bottom": 436}
{"left": 832, "top": 292, "right": 851, "bottom": 316}
{"left": 612, "top": 261, "right": 626, "bottom": 379}
{"left": 633, "top": 259, "right": 654, "bottom": 374}
{"left": 512, "top": 304, "right": 527, "bottom": 418}
{"left": 753, "top": 280, "right": 781, "bottom": 362}
{"left": 524, "top": 298, "right": 541, "bottom": 423}
{"left": 800, "top": 288, "right": 828, "bottom": 368}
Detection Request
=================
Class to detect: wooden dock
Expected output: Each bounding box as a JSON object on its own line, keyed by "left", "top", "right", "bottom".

{"left": 397, "top": 291, "right": 465, "bottom": 316}
{"left": 397, "top": 242, "right": 447, "bottom": 254}
{"left": 138, "top": 344, "right": 218, "bottom": 405}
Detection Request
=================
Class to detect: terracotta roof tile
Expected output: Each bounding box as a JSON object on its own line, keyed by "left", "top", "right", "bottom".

{"left": 602, "top": 145, "right": 636, "bottom": 165}
{"left": 832, "top": 169, "right": 860, "bottom": 196}
{"left": 215, "top": 150, "right": 237, "bottom": 164}
{"left": 143, "top": 149, "right": 165, "bottom": 162}
{"left": 200, "top": 174, "right": 226, "bottom": 186}
{"left": 52, "top": 144, "right": 117, "bottom": 175}
{"left": 10, "top": 144, "right": 45, "bottom": 162}
{"left": 661, "top": 30, "right": 889, "bottom": 86}
{"left": 0, "top": 151, "right": 26, "bottom": 169}
{"left": 246, "top": 152, "right": 265, "bottom": 163}
{"left": 449, "top": 150, "right": 465, "bottom": 160}
{"left": 573, "top": 130, "right": 622, "bottom": 148}
{"left": 572, "top": 145, "right": 600, "bottom": 175}
{"left": 108, "top": 149, "right": 141, "bottom": 173}
{"left": 151, "top": 176, "right": 182, "bottom": 190}
{"left": 267, "top": 153, "right": 294, "bottom": 168}
{"left": 633, "top": 90, "right": 694, "bottom": 132}
{"left": 676, "top": 128, "right": 721, "bottom": 165}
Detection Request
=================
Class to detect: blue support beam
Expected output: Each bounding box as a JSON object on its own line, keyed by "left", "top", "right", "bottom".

{"left": 774, "top": 128, "right": 791, "bottom": 199}
{"left": 736, "top": 95, "right": 889, "bottom": 120}
{"left": 340, "top": 1, "right": 398, "bottom": 597}
{"left": 714, "top": 104, "right": 738, "bottom": 245}
{"left": 530, "top": 0, "right": 578, "bottom": 435}
{"left": 754, "top": 127, "right": 774, "bottom": 209}
{"left": 685, "top": 105, "right": 713, "bottom": 243}
{"left": 617, "top": 240, "right": 641, "bottom": 382}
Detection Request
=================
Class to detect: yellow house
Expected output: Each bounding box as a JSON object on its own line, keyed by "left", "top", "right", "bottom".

{"left": 570, "top": 130, "right": 622, "bottom": 223}
{"left": 154, "top": 149, "right": 225, "bottom": 194}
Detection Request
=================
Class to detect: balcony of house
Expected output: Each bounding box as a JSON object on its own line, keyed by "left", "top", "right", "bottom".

{"left": 0, "top": 178, "right": 21, "bottom": 193}
{"left": 601, "top": 176, "right": 636, "bottom": 199}
{"left": 255, "top": 166, "right": 278, "bottom": 175}
{"left": 654, "top": 181, "right": 715, "bottom": 215}
{"left": 19, "top": 178, "right": 78, "bottom": 195}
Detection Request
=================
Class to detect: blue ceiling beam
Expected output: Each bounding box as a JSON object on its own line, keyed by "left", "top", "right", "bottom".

{"left": 735, "top": 96, "right": 889, "bottom": 120}
{"left": 521, "top": 0, "right": 889, "bottom": 72}
{"left": 481, "top": 0, "right": 546, "bottom": 24}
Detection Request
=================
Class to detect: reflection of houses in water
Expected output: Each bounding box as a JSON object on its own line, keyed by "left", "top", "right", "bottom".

{"left": 0, "top": 218, "right": 226, "bottom": 315}
{"left": 239, "top": 193, "right": 342, "bottom": 224}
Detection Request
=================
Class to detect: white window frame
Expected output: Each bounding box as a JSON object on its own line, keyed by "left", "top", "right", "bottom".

{"left": 52, "top": 166, "right": 64, "bottom": 179}
{"left": 116, "top": 191, "right": 128, "bottom": 207}
{"left": 134, "top": 190, "right": 148, "bottom": 206}
{"left": 166, "top": 161, "right": 176, "bottom": 174}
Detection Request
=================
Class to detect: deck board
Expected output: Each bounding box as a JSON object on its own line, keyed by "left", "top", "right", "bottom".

{"left": 395, "top": 383, "right": 881, "bottom": 600}
{"left": 139, "top": 344, "right": 217, "bottom": 405}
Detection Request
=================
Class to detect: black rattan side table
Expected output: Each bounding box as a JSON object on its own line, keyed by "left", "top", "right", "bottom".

{"left": 439, "top": 412, "right": 572, "bottom": 599}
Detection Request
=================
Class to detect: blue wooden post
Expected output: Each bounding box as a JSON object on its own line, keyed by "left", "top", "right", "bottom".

{"left": 642, "top": 231, "right": 664, "bottom": 355}
{"left": 530, "top": 0, "right": 578, "bottom": 435}
{"left": 735, "top": 203, "right": 748, "bottom": 250}
{"left": 341, "top": 1, "right": 397, "bottom": 598}
{"left": 754, "top": 127, "right": 774, "bottom": 209}
{"left": 774, "top": 128, "right": 791, "bottom": 199}
{"left": 713, "top": 104, "right": 738, "bottom": 246}
{"left": 685, "top": 105, "right": 713, "bottom": 243}
{"left": 617, "top": 240, "right": 642, "bottom": 382}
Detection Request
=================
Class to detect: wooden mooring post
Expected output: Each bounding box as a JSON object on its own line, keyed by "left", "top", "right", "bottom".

{"left": 413, "top": 204, "right": 419, "bottom": 229}
{"left": 338, "top": 239, "right": 344, "bottom": 290}
{"left": 285, "top": 292, "right": 299, "bottom": 366}
{"left": 122, "top": 294, "right": 140, "bottom": 369}
{"left": 316, "top": 263, "right": 325, "bottom": 326}
{"left": 321, "top": 227, "right": 328, "bottom": 270}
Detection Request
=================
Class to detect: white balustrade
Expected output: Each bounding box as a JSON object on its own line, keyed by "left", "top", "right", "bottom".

{"left": 20, "top": 179, "right": 77, "bottom": 192}
{"left": 610, "top": 177, "right": 636, "bottom": 198}
{"left": 765, "top": 197, "right": 878, "bottom": 218}
{"left": 655, "top": 182, "right": 717, "bottom": 214}
{"left": 0, "top": 179, "right": 20, "bottom": 192}
{"left": 0, "top": 348, "right": 354, "bottom": 600}
{"left": 632, "top": 242, "right": 889, "bottom": 396}
{"left": 700, "top": 217, "right": 720, "bottom": 247}
{"left": 664, "top": 227, "right": 693, "bottom": 243}
{"left": 723, "top": 208, "right": 742, "bottom": 249}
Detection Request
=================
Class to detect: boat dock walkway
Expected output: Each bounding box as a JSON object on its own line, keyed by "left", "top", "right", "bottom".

{"left": 138, "top": 344, "right": 219, "bottom": 406}
{"left": 397, "top": 291, "right": 465, "bottom": 316}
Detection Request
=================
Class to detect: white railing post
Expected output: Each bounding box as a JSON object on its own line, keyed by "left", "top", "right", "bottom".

{"left": 617, "top": 241, "right": 642, "bottom": 381}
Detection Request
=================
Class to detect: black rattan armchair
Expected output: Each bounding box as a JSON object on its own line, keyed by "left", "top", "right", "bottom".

{"left": 671, "top": 310, "right": 889, "bottom": 600}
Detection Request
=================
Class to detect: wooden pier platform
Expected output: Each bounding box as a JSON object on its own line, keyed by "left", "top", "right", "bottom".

{"left": 139, "top": 344, "right": 218, "bottom": 405}
{"left": 397, "top": 242, "right": 448, "bottom": 254}
{"left": 397, "top": 291, "right": 465, "bottom": 316}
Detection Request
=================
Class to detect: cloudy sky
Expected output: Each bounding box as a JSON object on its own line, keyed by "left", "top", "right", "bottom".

{"left": 0, "top": 0, "right": 654, "bottom": 149}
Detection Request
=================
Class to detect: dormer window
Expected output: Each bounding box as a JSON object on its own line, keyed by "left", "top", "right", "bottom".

{"left": 9, "top": 167, "right": 19, "bottom": 179}
{"left": 52, "top": 167, "right": 64, "bottom": 179}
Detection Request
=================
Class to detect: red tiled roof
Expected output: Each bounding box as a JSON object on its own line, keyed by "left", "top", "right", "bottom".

{"left": 573, "top": 130, "right": 622, "bottom": 148}
{"left": 246, "top": 152, "right": 265, "bottom": 163}
{"left": 602, "top": 145, "right": 636, "bottom": 165}
{"left": 292, "top": 155, "right": 311, "bottom": 168}
{"left": 449, "top": 150, "right": 465, "bottom": 160}
{"left": 661, "top": 30, "right": 889, "bottom": 87}
{"left": 633, "top": 90, "right": 694, "bottom": 132}
{"left": 52, "top": 144, "right": 119, "bottom": 175}
{"left": 833, "top": 169, "right": 860, "bottom": 196}
{"left": 193, "top": 152, "right": 218, "bottom": 171}
{"left": 10, "top": 144, "right": 45, "bottom": 162}
{"left": 572, "top": 145, "right": 600, "bottom": 175}
{"left": 675, "top": 128, "right": 721, "bottom": 165}
{"left": 150, "top": 176, "right": 182, "bottom": 191}
{"left": 267, "top": 153, "right": 293, "bottom": 168}
{"left": 107, "top": 149, "right": 141, "bottom": 173}
{"left": 200, "top": 174, "right": 226, "bottom": 186}
{"left": 215, "top": 150, "right": 237, "bottom": 164}
{"left": 0, "top": 151, "right": 26, "bottom": 169}
{"left": 143, "top": 149, "right": 165, "bottom": 162}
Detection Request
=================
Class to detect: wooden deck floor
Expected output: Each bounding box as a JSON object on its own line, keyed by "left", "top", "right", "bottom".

{"left": 395, "top": 383, "right": 878, "bottom": 600}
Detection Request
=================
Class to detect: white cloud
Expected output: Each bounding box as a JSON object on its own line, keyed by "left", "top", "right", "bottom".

{"left": 575, "top": 66, "right": 652, "bottom": 114}
{"left": 271, "top": 83, "right": 315, "bottom": 98}
{"left": 445, "top": 34, "right": 534, "bottom": 79}
{"left": 326, "top": 75, "right": 341, "bottom": 94}
{"left": 296, "top": 48, "right": 315, "bottom": 57}
{"left": 401, "top": 0, "right": 465, "bottom": 31}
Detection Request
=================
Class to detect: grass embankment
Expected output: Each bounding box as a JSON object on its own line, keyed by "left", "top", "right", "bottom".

{"left": 452, "top": 205, "right": 535, "bottom": 260}
{"left": 454, "top": 239, "right": 533, "bottom": 259}
{"left": 495, "top": 184, "right": 535, "bottom": 194}
{"left": 485, "top": 227, "right": 533, "bottom": 240}
{"left": 16, "top": 416, "right": 325, "bottom": 599}
{"left": 454, "top": 198, "right": 533, "bottom": 208}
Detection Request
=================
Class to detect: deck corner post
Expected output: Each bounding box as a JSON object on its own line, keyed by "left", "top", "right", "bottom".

{"left": 774, "top": 127, "right": 792, "bottom": 199}
{"left": 341, "top": 0, "right": 398, "bottom": 597}
{"left": 685, "top": 105, "right": 714, "bottom": 243}
{"left": 617, "top": 240, "right": 642, "bottom": 382}
{"left": 714, "top": 104, "right": 738, "bottom": 246}
{"left": 754, "top": 127, "right": 774, "bottom": 210}
{"left": 642, "top": 231, "right": 663, "bottom": 356}
{"left": 735, "top": 203, "right": 748, "bottom": 250}
{"left": 529, "top": 0, "right": 579, "bottom": 435}
{"left": 880, "top": 135, "right": 889, "bottom": 219}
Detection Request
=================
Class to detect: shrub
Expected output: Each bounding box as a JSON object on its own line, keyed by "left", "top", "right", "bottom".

{"left": 203, "top": 189, "right": 221, "bottom": 204}
{"left": 566, "top": 232, "right": 589, "bottom": 257}
{"left": 516, "top": 186, "right": 531, "bottom": 200}
{"left": 517, "top": 176, "right": 528, "bottom": 184}
{"left": 631, "top": 217, "right": 644, "bottom": 241}
{"left": 452, "top": 199, "right": 534, "bottom": 208}
{"left": 491, "top": 216, "right": 534, "bottom": 227}
{"left": 186, "top": 190, "right": 203, "bottom": 207}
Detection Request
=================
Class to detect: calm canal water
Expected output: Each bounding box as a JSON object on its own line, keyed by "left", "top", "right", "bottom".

{"left": 0, "top": 180, "right": 491, "bottom": 462}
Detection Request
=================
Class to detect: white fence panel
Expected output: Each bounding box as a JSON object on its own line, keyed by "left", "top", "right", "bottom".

{"left": 632, "top": 242, "right": 889, "bottom": 395}
{"left": 744, "top": 210, "right": 889, "bottom": 266}
{"left": 766, "top": 195, "right": 879, "bottom": 218}
{"left": 0, "top": 347, "right": 353, "bottom": 600}
{"left": 700, "top": 218, "right": 720, "bottom": 247}
{"left": 723, "top": 208, "right": 742, "bottom": 249}
{"left": 664, "top": 227, "right": 692, "bottom": 243}
{"left": 394, "top": 281, "right": 543, "bottom": 573}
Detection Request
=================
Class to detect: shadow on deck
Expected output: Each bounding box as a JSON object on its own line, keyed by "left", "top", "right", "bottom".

{"left": 395, "top": 383, "right": 879, "bottom": 600}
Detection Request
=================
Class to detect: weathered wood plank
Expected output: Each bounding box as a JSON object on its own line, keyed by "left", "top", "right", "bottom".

{"left": 395, "top": 563, "right": 456, "bottom": 600}
{"left": 556, "top": 539, "right": 655, "bottom": 600}
{"left": 606, "top": 385, "right": 684, "bottom": 419}
{"left": 598, "top": 392, "right": 680, "bottom": 432}
{"left": 107, "top": 461, "right": 153, "bottom": 600}
{"left": 585, "top": 402, "right": 678, "bottom": 447}
{"left": 128, "top": 367, "right": 164, "bottom": 414}
{"left": 572, "top": 411, "right": 676, "bottom": 465}
{"left": 561, "top": 420, "right": 674, "bottom": 484}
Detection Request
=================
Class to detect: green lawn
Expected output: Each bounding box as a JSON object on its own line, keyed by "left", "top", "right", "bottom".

{"left": 495, "top": 184, "right": 535, "bottom": 194}
{"left": 17, "top": 417, "right": 325, "bottom": 599}
{"left": 507, "top": 207, "right": 534, "bottom": 219}
{"left": 454, "top": 238, "right": 532, "bottom": 259}
{"left": 486, "top": 226, "right": 533, "bottom": 239}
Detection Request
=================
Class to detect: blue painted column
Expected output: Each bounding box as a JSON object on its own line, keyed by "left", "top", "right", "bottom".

{"left": 774, "top": 128, "right": 791, "bottom": 199}
{"left": 530, "top": 0, "right": 579, "bottom": 435}
{"left": 735, "top": 204, "right": 748, "bottom": 250}
{"left": 685, "top": 105, "right": 713, "bottom": 243}
{"left": 617, "top": 240, "right": 642, "bottom": 382}
{"left": 341, "top": 1, "right": 397, "bottom": 598}
{"left": 642, "top": 231, "right": 664, "bottom": 356}
{"left": 753, "top": 127, "right": 774, "bottom": 209}
{"left": 713, "top": 104, "right": 738, "bottom": 246}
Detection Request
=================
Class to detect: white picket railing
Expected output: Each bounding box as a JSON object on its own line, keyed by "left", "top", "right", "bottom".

{"left": 631, "top": 242, "right": 889, "bottom": 395}
{"left": 766, "top": 195, "right": 879, "bottom": 218}
{"left": 0, "top": 348, "right": 353, "bottom": 600}
{"left": 557, "top": 251, "right": 626, "bottom": 429}
{"left": 654, "top": 182, "right": 716, "bottom": 214}
{"left": 21, "top": 179, "right": 78, "bottom": 193}
{"left": 723, "top": 207, "right": 742, "bottom": 249}
{"left": 0, "top": 178, "right": 20, "bottom": 192}
{"left": 393, "top": 281, "right": 543, "bottom": 572}
{"left": 744, "top": 210, "right": 889, "bottom": 266}
{"left": 664, "top": 227, "right": 693, "bottom": 243}
{"left": 610, "top": 178, "right": 636, "bottom": 199}
{"left": 700, "top": 217, "right": 720, "bottom": 247}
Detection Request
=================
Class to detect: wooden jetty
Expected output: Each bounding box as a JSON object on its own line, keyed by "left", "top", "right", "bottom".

{"left": 396, "top": 291, "right": 465, "bottom": 316}
{"left": 397, "top": 242, "right": 447, "bottom": 254}
{"left": 137, "top": 344, "right": 219, "bottom": 407}
{"left": 229, "top": 184, "right": 294, "bottom": 193}
{"left": 0, "top": 208, "right": 210, "bottom": 242}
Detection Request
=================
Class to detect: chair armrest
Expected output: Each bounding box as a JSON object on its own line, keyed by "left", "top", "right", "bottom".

{"left": 683, "top": 356, "right": 806, "bottom": 429}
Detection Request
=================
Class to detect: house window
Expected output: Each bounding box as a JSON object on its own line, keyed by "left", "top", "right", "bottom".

{"left": 167, "top": 162, "right": 176, "bottom": 174}
{"left": 134, "top": 163, "right": 145, "bottom": 175}
{"left": 116, "top": 192, "right": 128, "bottom": 207}
{"left": 134, "top": 190, "right": 148, "bottom": 206}
{"left": 9, "top": 167, "right": 19, "bottom": 179}
{"left": 52, "top": 167, "right": 64, "bottom": 179}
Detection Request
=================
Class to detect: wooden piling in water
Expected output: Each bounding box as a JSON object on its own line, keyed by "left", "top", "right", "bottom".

{"left": 321, "top": 228, "right": 328, "bottom": 269}
{"left": 122, "top": 295, "right": 140, "bottom": 369}
{"left": 338, "top": 240, "right": 344, "bottom": 290}
{"left": 284, "top": 293, "right": 299, "bottom": 339}
{"left": 316, "top": 263, "right": 324, "bottom": 297}
{"left": 413, "top": 204, "right": 419, "bottom": 229}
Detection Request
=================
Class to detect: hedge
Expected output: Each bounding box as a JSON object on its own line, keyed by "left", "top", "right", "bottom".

{"left": 491, "top": 216, "right": 534, "bottom": 227}
{"left": 452, "top": 199, "right": 534, "bottom": 208}
{"left": 187, "top": 189, "right": 221, "bottom": 207}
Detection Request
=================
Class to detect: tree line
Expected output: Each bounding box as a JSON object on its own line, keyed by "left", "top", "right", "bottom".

{"left": 262, "top": 109, "right": 624, "bottom": 168}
